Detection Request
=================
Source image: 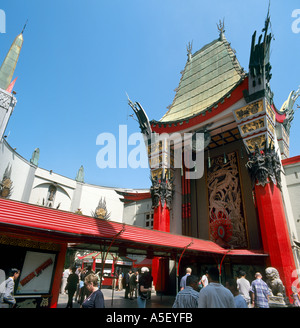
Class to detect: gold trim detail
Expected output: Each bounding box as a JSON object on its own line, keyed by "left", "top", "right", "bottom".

{"left": 0, "top": 234, "right": 61, "bottom": 251}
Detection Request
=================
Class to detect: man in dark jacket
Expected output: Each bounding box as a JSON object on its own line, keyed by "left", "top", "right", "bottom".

{"left": 124, "top": 269, "right": 132, "bottom": 299}
{"left": 65, "top": 267, "right": 79, "bottom": 308}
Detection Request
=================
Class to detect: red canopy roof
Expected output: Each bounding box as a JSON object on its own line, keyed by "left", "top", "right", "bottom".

{"left": 0, "top": 198, "right": 267, "bottom": 258}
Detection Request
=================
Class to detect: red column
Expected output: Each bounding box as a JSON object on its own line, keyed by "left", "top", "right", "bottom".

{"left": 50, "top": 243, "right": 67, "bottom": 308}
{"left": 152, "top": 200, "right": 170, "bottom": 291}
{"left": 153, "top": 200, "right": 170, "bottom": 232}
{"left": 255, "top": 182, "right": 297, "bottom": 301}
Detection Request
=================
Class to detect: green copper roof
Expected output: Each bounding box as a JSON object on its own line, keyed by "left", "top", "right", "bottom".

{"left": 0, "top": 33, "right": 23, "bottom": 90}
{"left": 160, "top": 34, "right": 245, "bottom": 122}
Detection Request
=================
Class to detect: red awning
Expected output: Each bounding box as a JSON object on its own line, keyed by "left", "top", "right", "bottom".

{"left": 0, "top": 198, "right": 267, "bottom": 258}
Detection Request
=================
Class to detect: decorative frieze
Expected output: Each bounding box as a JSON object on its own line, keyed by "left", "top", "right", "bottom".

{"left": 233, "top": 99, "right": 264, "bottom": 123}
{"left": 0, "top": 234, "right": 61, "bottom": 251}
{"left": 233, "top": 98, "right": 276, "bottom": 153}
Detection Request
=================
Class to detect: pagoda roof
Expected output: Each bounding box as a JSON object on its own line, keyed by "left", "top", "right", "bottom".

{"left": 157, "top": 34, "right": 246, "bottom": 124}
{"left": 115, "top": 190, "right": 151, "bottom": 204}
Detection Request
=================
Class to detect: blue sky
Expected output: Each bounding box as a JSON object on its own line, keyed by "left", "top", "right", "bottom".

{"left": 1, "top": 0, "right": 300, "bottom": 189}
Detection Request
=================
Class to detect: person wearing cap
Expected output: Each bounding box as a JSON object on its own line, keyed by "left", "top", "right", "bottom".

{"left": 137, "top": 267, "right": 153, "bottom": 308}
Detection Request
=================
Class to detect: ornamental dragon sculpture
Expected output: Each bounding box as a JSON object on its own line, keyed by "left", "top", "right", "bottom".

{"left": 150, "top": 174, "right": 174, "bottom": 209}
{"left": 245, "top": 143, "right": 282, "bottom": 190}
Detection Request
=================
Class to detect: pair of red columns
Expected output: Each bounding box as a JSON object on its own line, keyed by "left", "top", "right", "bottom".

{"left": 151, "top": 180, "right": 298, "bottom": 301}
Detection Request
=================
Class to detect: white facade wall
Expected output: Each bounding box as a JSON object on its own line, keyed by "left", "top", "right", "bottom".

{"left": 29, "top": 171, "right": 75, "bottom": 212}
{"left": 284, "top": 160, "right": 300, "bottom": 240}
{"left": 0, "top": 138, "right": 150, "bottom": 227}
{"left": 123, "top": 199, "right": 153, "bottom": 227}
{"left": 79, "top": 184, "right": 124, "bottom": 222}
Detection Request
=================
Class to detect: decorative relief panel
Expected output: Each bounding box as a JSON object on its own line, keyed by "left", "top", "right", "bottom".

{"left": 267, "top": 119, "right": 275, "bottom": 137}
{"left": 239, "top": 117, "right": 265, "bottom": 137}
{"left": 265, "top": 100, "right": 275, "bottom": 125}
{"left": 244, "top": 133, "right": 266, "bottom": 152}
{"left": 233, "top": 98, "right": 277, "bottom": 153}
{"left": 234, "top": 99, "right": 264, "bottom": 123}
{"left": 207, "top": 152, "right": 248, "bottom": 249}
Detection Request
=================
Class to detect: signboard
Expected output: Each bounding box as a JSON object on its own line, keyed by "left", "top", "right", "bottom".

{"left": 16, "top": 251, "right": 56, "bottom": 295}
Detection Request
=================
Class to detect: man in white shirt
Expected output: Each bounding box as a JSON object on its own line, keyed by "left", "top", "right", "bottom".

{"left": 61, "top": 267, "right": 70, "bottom": 294}
{"left": 198, "top": 267, "right": 235, "bottom": 308}
{"left": 201, "top": 271, "right": 208, "bottom": 288}
{"left": 236, "top": 270, "right": 251, "bottom": 307}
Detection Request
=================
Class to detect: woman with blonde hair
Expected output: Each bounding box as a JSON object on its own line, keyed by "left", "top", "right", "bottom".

{"left": 81, "top": 274, "right": 105, "bottom": 308}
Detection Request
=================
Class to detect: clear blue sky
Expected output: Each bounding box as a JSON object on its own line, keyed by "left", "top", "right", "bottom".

{"left": 1, "top": 0, "right": 300, "bottom": 189}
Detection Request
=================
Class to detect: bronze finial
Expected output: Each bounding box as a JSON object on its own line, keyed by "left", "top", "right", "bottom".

{"left": 186, "top": 41, "right": 193, "bottom": 55}
{"left": 186, "top": 41, "right": 193, "bottom": 61}
{"left": 217, "top": 18, "right": 225, "bottom": 38}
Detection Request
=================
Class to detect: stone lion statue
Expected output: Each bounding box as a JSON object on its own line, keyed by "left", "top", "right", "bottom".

{"left": 265, "top": 267, "right": 285, "bottom": 297}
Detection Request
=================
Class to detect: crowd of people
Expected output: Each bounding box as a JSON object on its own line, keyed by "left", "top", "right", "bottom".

{"left": 173, "top": 266, "right": 300, "bottom": 308}
{"left": 1, "top": 264, "right": 300, "bottom": 308}
{"left": 59, "top": 265, "right": 153, "bottom": 308}
{"left": 60, "top": 265, "right": 105, "bottom": 308}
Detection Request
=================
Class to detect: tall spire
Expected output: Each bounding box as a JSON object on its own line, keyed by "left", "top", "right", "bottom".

{"left": 247, "top": 2, "right": 273, "bottom": 102}
{"left": 0, "top": 28, "right": 24, "bottom": 90}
